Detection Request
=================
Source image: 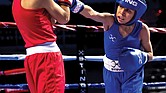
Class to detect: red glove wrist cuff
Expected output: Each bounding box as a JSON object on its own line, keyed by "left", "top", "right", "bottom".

{"left": 58, "top": 0, "right": 73, "bottom": 6}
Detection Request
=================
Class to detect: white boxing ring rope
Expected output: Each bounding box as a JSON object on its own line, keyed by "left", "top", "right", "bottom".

{"left": 0, "top": 55, "right": 166, "bottom": 90}
{"left": 0, "top": 54, "right": 165, "bottom": 61}
{"left": 1, "top": 22, "right": 166, "bottom": 33}
{"left": 0, "top": 54, "right": 166, "bottom": 61}
{"left": 0, "top": 82, "right": 166, "bottom": 90}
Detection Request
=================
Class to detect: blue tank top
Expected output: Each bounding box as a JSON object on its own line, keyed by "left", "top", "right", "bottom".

{"left": 104, "top": 20, "right": 142, "bottom": 60}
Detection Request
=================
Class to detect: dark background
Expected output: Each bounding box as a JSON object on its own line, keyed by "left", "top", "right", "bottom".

{"left": 0, "top": 0, "right": 166, "bottom": 93}
{"left": 1, "top": 0, "right": 166, "bottom": 27}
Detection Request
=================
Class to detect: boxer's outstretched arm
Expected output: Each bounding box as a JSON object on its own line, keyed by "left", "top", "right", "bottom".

{"left": 80, "top": 5, "right": 113, "bottom": 24}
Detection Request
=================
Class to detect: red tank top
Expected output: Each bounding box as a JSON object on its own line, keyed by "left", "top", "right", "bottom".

{"left": 12, "top": 0, "right": 57, "bottom": 48}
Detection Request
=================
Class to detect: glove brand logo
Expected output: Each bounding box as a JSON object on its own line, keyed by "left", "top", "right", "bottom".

{"left": 138, "top": 54, "right": 143, "bottom": 64}
{"left": 121, "top": 0, "right": 138, "bottom": 6}
{"left": 109, "top": 34, "right": 116, "bottom": 42}
{"left": 73, "top": 3, "right": 83, "bottom": 13}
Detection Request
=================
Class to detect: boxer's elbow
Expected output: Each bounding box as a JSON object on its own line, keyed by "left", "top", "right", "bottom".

{"left": 58, "top": 13, "right": 70, "bottom": 24}
{"left": 58, "top": 6, "right": 70, "bottom": 24}
{"left": 58, "top": 16, "right": 70, "bottom": 24}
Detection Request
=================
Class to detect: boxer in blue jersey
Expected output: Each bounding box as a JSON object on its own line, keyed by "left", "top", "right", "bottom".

{"left": 70, "top": 0, "right": 153, "bottom": 93}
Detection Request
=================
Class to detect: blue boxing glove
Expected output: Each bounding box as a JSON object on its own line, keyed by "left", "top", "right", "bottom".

{"left": 70, "top": 0, "right": 84, "bottom": 13}
{"left": 119, "top": 47, "right": 148, "bottom": 72}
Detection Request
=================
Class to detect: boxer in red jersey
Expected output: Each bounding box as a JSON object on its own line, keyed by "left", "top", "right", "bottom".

{"left": 12, "top": 0, "right": 73, "bottom": 93}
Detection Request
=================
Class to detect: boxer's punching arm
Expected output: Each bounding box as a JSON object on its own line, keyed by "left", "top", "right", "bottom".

{"left": 80, "top": 5, "right": 113, "bottom": 24}
{"left": 42, "top": 0, "right": 71, "bottom": 24}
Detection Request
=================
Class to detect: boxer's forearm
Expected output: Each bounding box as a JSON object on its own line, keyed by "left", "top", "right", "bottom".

{"left": 80, "top": 5, "right": 111, "bottom": 23}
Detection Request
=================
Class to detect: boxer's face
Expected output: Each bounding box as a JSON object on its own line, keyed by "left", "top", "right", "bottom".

{"left": 116, "top": 5, "right": 135, "bottom": 24}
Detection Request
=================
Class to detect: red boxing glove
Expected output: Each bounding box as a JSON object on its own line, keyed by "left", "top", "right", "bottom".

{"left": 58, "top": 0, "right": 73, "bottom": 7}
